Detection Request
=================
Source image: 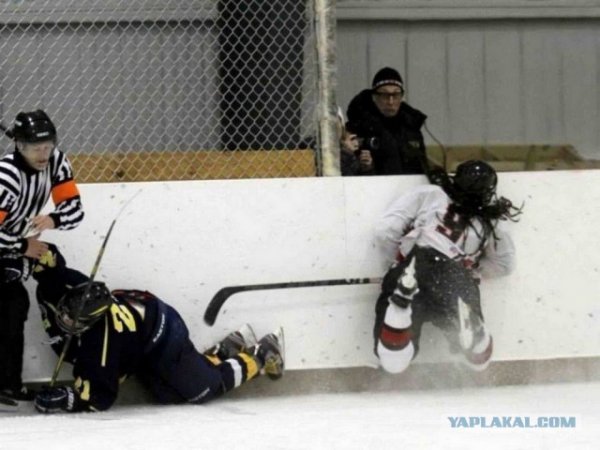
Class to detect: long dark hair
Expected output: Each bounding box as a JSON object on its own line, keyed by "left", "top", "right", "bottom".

{"left": 453, "top": 194, "right": 523, "bottom": 249}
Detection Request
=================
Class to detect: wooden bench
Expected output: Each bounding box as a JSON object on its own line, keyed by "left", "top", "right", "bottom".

{"left": 70, "top": 149, "right": 317, "bottom": 183}
{"left": 426, "top": 144, "right": 600, "bottom": 172}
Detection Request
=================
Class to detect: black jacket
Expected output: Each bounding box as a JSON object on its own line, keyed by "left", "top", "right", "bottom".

{"left": 347, "top": 89, "right": 428, "bottom": 175}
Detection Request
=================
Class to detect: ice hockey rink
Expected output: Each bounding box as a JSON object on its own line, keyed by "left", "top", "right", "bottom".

{"left": 1, "top": 363, "right": 599, "bottom": 450}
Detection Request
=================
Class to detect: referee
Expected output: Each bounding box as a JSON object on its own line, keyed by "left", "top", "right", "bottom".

{"left": 0, "top": 110, "right": 84, "bottom": 401}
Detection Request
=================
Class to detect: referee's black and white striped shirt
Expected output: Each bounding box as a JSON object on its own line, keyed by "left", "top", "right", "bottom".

{"left": 0, "top": 147, "right": 84, "bottom": 253}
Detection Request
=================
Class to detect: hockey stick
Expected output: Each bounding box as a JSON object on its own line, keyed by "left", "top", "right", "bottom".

{"left": 203, "top": 277, "right": 382, "bottom": 326}
{"left": 49, "top": 190, "right": 141, "bottom": 386}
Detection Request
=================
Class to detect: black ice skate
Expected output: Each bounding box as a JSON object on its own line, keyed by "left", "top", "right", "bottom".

{"left": 254, "top": 327, "right": 285, "bottom": 380}
{"left": 0, "top": 391, "right": 18, "bottom": 408}
{"left": 0, "top": 386, "right": 36, "bottom": 402}
{"left": 205, "top": 323, "right": 258, "bottom": 361}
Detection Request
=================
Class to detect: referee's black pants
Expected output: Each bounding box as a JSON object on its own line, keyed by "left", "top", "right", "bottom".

{"left": 0, "top": 281, "right": 29, "bottom": 391}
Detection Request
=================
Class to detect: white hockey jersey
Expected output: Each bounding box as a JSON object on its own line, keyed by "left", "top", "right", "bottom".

{"left": 375, "top": 185, "right": 515, "bottom": 278}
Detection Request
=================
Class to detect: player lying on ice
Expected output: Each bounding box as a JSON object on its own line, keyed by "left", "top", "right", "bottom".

{"left": 31, "top": 246, "right": 284, "bottom": 413}
{"left": 373, "top": 160, "right": 522, "bottom": 373}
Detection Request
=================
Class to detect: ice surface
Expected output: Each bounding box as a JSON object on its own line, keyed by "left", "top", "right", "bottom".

{"left": 1, "top": 382, "right": 598, "bottom": 450}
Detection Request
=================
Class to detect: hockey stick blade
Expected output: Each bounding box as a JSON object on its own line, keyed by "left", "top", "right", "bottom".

{"left": 203, "top": 277, "right": 382, "bottom": 326}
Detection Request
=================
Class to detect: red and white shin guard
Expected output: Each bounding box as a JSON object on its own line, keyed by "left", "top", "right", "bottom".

{"left": 377, "top": 302, "right": 414, "bottom": 374}
{"left": 377, "top": 257, "right": 420, "bottom": 373}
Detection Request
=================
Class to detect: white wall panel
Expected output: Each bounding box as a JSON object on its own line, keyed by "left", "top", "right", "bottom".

{"left": 338, "top": 1, "right": 600, "bottom": 20}
{"left": 521, "top": 25, "right": 565, "bottom": 142}
{"left": 561, "top": 26, "right": 599, "bottom": 156}
{"left": 405, "top": 27, "right": 450, "bottom": 136}
{"left": 483, "top": 25, "right": 523, "bottom": 142}
{"left": 337, "top": 23, "right": 370, "bottom": 114}
{"left": 447, "top": 27, "right": 486, "bottom": 143}
{"left": 21, "top": 173, "right": 600, "bottom": 381}
{"left": 367, "top": 23, "right": 409, "bottom": 82}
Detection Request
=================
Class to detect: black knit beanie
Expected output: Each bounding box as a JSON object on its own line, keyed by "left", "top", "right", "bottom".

{"left": 371, "top": 67, "right": 404, "bottom": 91}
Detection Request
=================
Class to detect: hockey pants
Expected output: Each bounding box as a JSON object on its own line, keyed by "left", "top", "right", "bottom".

{"left": 139, "top": 302, "right": 259, "bottom": 404}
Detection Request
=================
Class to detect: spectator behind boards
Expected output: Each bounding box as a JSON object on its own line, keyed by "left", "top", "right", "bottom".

{"left": 347, "top": 67, "right": 429, "bottom": 176}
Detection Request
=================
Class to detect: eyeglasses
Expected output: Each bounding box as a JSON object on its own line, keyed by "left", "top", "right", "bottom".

{"left": 373, "top": 91, "right": 403, "bottom": 101}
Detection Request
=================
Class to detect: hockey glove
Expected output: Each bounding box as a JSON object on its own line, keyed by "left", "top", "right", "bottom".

{"left": 0, "top": 253, "right": 25, "bottom": 283}
{"left": 34, "top": 386, "right": 77, "bottom": 414}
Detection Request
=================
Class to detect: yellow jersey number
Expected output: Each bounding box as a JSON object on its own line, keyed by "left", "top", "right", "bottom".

{"left": 109, "top": 304, "right": 137, "bottom": 333}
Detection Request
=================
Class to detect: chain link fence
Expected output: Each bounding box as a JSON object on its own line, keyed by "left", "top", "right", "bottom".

{"left": 0, "top": 0, "right": 321, "bottom": 182}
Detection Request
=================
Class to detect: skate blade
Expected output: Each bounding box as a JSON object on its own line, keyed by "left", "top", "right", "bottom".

{"left": 239, "top": 323, "right": 258, "bottom": 348}
{"left": 457, "top": 297, "right": 474, "bottom": 349}
{"left": 273, "top": 326, "right": 285, "bottom": 375}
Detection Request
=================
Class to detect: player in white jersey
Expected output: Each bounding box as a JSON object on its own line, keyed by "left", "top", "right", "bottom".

{"left": 373, "top": 160, "right": 521, "bottom": 373}
{"left": 0, "top": 110, "right": 84, "bottom": 401}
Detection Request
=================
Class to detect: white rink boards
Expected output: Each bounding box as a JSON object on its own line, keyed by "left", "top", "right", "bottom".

{"left": 21, "top": 171, "right": 600, "bottom": 382}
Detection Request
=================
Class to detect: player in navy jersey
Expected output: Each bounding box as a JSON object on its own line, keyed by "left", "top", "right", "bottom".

{"left": 31, "top": 246, "right": 284, "bottom": 413}
{"left": 373, "top": 160, "right": 522, "bottom": 373}
{"left": 0, "top": 110, "right": 84, "bottom": 401}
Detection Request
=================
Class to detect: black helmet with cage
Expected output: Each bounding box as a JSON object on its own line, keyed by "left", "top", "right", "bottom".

{"left": 11, "top": 109, "right": 57, "bottom": 143}
{"left": 452, "top": 160, "right": 498, "bottom": 208}
{"left": 55, "top": 282, "right": 114, "bottom": 334}
{"left": 443, "top": 160, "right": 522, "bottom": 245}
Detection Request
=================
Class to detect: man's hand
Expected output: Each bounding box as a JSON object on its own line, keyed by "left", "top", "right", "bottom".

{"left": 30, "top": 215, "right": 55, "bottom": 233}
{"left": 24, "top": 236, "right": 49, "bottom": 259}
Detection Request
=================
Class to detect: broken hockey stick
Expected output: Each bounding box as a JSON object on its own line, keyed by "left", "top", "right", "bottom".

{"left": 203, "top": 277, "right": 382, "bottom": 326}
{"left": 49, "top": 190, "right": 141, "bottom": 386}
